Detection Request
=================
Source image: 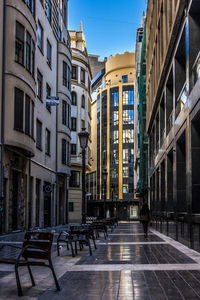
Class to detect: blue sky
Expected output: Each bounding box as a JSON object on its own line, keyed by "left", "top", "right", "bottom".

{"left": 68, "top": 0, "right": 147, "bottom": 60}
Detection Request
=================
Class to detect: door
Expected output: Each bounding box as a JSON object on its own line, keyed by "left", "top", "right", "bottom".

{"left": 12, "top": 170, "right": 19, "bottom": 230}
{"left": 44, "top": 183, "right": 51, "bottom": 227}
{"left": 130, "top": 205, "right": 138, "bottom": 219}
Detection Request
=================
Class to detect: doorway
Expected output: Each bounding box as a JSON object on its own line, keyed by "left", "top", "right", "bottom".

{"left": 12, "top": 170, "right": 19, "bottom": 230}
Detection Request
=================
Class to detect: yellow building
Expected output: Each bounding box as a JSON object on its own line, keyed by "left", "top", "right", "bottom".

{"left": 88, "top": 52, "right": 138, "bottom": 220}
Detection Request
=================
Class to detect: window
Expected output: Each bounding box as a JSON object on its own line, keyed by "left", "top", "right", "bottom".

{"left": 46, "top": 83, "right": 51, "bottom": 111}
{"left": 113, "top": 111, "right": 119, "bottom": 125}
{"left": 81, "top": 95, "right": 85, "bottom": 108}
{"left": 37, "top": 70, "right": 43, "bottom": 100}
{"left": 45, "top": 129, "right": 51, "bottom": 155}
{"left": 72, "top": 66, "right": 77, "bottom": 80}
{"left": 123, "top": 184, "right": 128, "bottom": 193}
{"left": 123, "top": 149, "right": 128, "bottom": 163}
{"left": 122, "top": 75, "right": 128, "bottom": 83}
{"left": 72, "top": 92, "right": 77, "bottom": 105}
{"left": 15, "top": 22, "right": 24, "bottom": 65}
{"left": 36, "top": 120, "right": 42, "bottom": 150}
{"left": 129, "top": 183, "right": 134, "bottom": 193}
{"left": 123, "top": 129, "right": 134, "bottom": 143}
{"left": 68, "top": 65, "right": 71, "bottom": 89}
{"left": 32, "top": 41, "right": 35, "bottom": 76}
{"left": 26, "top": 0, "right": 35, "bottom": 16}
{"left": 113, "top": 130, "right": 119, "bottom": 144}
{"left": 111, "top": 169, "right": 117, "bottom": 178}
{"left": 62, "top": 3, "right": 67, "bottom": 27}
{"left": 47, "top": 40, "right": 52, "bottom": 68}
{"left": 37, "top": 21, "right": 43, "bottom": 51}
{"left": 39, "top": 0, "right": 44, "bottom": 6}
{"left": 30, "top": 100, "right": 34, "bottom": 138}
{"left": 129, "top": 166, "right": 134, "bottom": 177}
{"left": 46, "top": 0, "right": 52, "bottom": 23}
{"left": 123, "top": 110, "right": 134, "bottom": 124}
{"left": 123, "top": 166, "right": 129, "bottom": 178}
{"left": 14, "top": 88, "right": 24, "bottom": 132}
{"left": 62, "top": 139, "right": 67, "bottom": 164}
{"left": 81, "top": 68, "right": 85, "bottom": 83}
{"left": 69, "top": 171, "right": 80, "bottom": 187}
{"left": 68, "top": 104, "right": 71, "bottom": 128}
{"left": 81, "top": 120, "right": 85, "bottom": 129}
{"left": 71, "top": 143, "right": 76, "bottom": 155}
{"left": 123, "top": 90, "right": 134, "bottom": 105}
{"left": 26, "top": 32, "right": 31, "bottom": 71}
{"left": 69, "top": 202, "right": 74, "bottom": 212}
{"left": 113, "top": 149, "right": 119, "bottom": 164}
{"left": 67, "top": 141, "right": 70, "bottom": 165}
{"left": 113, "top": 91, "right": 119, "bottom": 106}
{"left": 63, "top": 61, "right": 67, "bottom": 87}
{"left": 62, "top": 100, "right": 67, "bottom": 125}
{"left": 71, "top": 118, "right": 76, "bottom": 131}
{"left": 25, "top": 95, "right": 30, "bottom": 135}
{"left": 129, "top": 149, "right": 134, "bottom": 163}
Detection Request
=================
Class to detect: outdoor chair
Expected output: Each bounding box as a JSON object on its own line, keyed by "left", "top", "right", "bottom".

{"left": 0, "top": 231, "right": 60, "bottom": 296}
{"left": 69, "top": 225, "right": 97, "bottom": 256}
{"left": 57, "top": 231, "right": 75, "bottom": 257}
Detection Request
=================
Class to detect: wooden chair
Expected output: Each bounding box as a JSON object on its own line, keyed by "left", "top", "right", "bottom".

{"left": 0, "top": 232, "right": 60, "bottom": 296}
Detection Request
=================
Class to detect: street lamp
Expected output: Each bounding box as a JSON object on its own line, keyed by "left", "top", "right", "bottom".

{"left": 102, "top": 166, "right": 107, "bottom": 219}
{"left": 78, "top": 128, "right": 89, "bottom": 224}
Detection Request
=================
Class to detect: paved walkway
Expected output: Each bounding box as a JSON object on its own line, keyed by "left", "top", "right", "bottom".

{"left": 1, "top": 223, "right": 200, "bottom": 299}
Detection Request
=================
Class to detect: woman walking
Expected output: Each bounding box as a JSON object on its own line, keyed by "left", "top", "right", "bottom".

{"left": 140, "top": 202, "right": 151, "bottom": 238}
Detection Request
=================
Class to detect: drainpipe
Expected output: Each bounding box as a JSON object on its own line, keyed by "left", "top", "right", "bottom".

{"left": 55, "top": 37, "right": 59, "bottom": 226}
{"left": 0, "top": 0, "right": 6, "bottom": 233}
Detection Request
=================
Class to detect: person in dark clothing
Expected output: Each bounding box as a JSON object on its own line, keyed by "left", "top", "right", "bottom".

{"left": 139, "top": 202, "right": 151, "bottom": 238}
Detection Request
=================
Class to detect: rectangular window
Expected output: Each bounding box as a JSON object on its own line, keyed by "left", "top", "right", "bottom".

{"left": 46, "top": 83, "right": 51, "bottom": 111}
{"left": 69, "top": 171, "right": 80, "bottom": 187}
{"left": 37, "top": 70, "right": 43, "bottom": 100}
{"left": 81, "top": 68, "right": 85, "bottom": 83}
{"left": 122, "top": 75, "right": 128, "bottom": 83}
{"left": 72, "top": 65, "right": 77, "bottom": 80}
{"left": 113, "top": 92, "right": 119, "bottom": 107}
{"left": 113, "top": 149, "right": 119, "bottom": 164}
{"left": 37, "top": 21, "right": 43, "bottom": 51}
{"left": 36, "top": 120, "right": 42, "bottom": 150}
{"left": 14, "top": 88, "right": 24, "bottom": 132}
{"left": 30, "top": 100, "right": 34, "bottom": 138}
{"left": 123, "top": 90, "right": 134, "bottom": 105}
{"left": 129, "top": 149, "right": 134, "bottom": 163}
{"left": 69, "top": 202, "right": 74, "bottom": 212}
{"left": 62, "top": 139, "right": 66, "bottom": 165}
{"left": 123, "top": 110, "right": 134, "bottom": 124}
{"left": 67, "top": 141, "right": 70, "bottom": 165}
{"left": 68, "top": 65, "right": 71, "bottom": 89}
{"left": 32, "top": 41, "right": 35, "bottom": 76}
{"left": 123, "top": 166, "right": 129, "bottom": 178}
{"left": 26, "top": 32, "right": 31, "bottom": 71}
{"left": 72, "top": 92, "right": 76, "bottom": 105}
{"left": 71, "top": 117, "right": 76, "bottom": 131}
{"left": 111, "top": 169, "right": 117, "bottom": 179}
{"left": 25, "top": 94, "right": 30, "bottom": 135}
{"left": 62, "top": 100, "right": 67, "bottom": 125}
{"left": 47, "top": 40, "right": 52, "bottom": 68}
{"left": 129, "top": 166, "right": 134, "bottom": 177}
{"left": 123, "top": 184, "right": 128, "bottom": 193}
{"left": 113, "top": 130, "right": 119, "bottom": 144}
{"left": 63, "top": 3, "right": 67, "bottom": 27}
{"left": 113, "top": 111, "right": 119, "bottom": 125}
{"left": 81, "top": 95, "right": 85, "bottom": 108}
{"left": 63, "top": 61, "right": 67, "bottom": 87}
{"left": 15, "top": 22, "right": 24, "bottom": 65}
{"left": 26, "top": 0, "right": 35, "bottom": 16}
{"left": 81, "top": 120, "right": 85, "bottom": 129}
{"left": 123, "top": 129, "right": 134, "bottom": 143}
{"left": 67, "top": 104, "right": 71, "bottom": 128}
{"left": 71, "top": 143, "right": 76, "bottom": 155}
{"left": 47, "top": 0, "right": 52, "bottom": 23}
{"left": 45, "top": 129, "right": 51, "bottom": 155}
{"left": 123, "top": 148, "right": 129, "bottom": 163}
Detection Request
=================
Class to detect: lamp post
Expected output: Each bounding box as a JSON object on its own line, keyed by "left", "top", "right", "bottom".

{"left": 78, "top": 128, "right": 89, "bottom": 224}
{"left": 102, "top": 166, "right": 107, "bottom": 219}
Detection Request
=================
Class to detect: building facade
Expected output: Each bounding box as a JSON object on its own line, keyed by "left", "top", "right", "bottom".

{"left": 146, "top": 0, "right": 200, "bottom": 249}
{"left": 134, "top": 14, "right": 146, "bottom": 196}
{"left": 88, "top": 52, "right": 137, "bottom": 220}
{"left": 68, "top": 24, "right": 92, "bottom": 223}
{"left": 0, "top": 0, "right": 71, "bottom": 233}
